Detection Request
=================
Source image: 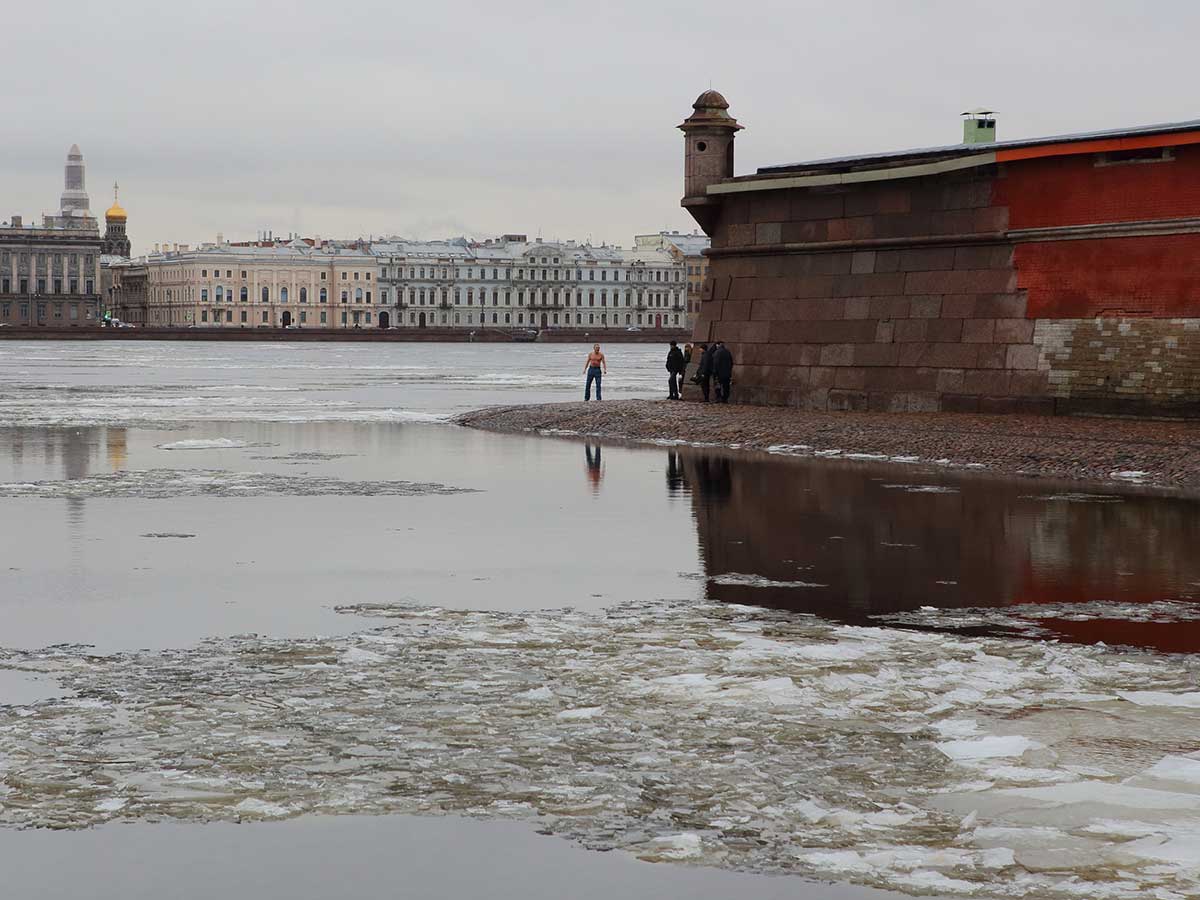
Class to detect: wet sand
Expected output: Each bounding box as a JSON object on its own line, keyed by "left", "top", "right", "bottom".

{"left": 458, "top": 399, "right": 1200, "bottom": 493}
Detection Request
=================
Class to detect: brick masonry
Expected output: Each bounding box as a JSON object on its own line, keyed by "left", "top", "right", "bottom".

{"left": 691, "top": 145, "right": 1200, "bottom": 415}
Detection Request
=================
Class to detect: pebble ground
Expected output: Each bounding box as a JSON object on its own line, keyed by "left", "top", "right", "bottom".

{"left": 457, "top": 399, "right": 1200, "bottom": 494}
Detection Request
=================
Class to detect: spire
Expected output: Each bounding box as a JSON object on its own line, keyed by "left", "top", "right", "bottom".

{"left": 60, "top": 143, "right": 90, "bottom": 216}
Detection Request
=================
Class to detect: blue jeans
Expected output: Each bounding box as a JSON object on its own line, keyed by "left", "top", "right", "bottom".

{"left": 585, "top": 366, "right": 602, "bottom": 401}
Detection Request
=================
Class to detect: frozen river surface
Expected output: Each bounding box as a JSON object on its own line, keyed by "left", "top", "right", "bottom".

{"left": 2, "top": 340, "right": 1200, "bottom": 900}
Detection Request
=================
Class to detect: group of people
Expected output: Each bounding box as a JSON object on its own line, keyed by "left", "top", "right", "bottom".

{"left": 666, "top": 340, "right": 733, "bottom": 402}
{"left": 581, "top": 340, "right": 734, "bottom": 403}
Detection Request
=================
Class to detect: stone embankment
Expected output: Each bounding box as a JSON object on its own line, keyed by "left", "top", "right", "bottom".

{"left": 457, "top": 400, "right": 1200, "bottom": 493}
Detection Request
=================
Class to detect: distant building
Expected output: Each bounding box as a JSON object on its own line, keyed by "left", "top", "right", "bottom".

{"left": 138, "top": 239, "right": 375, "bottom": 327}
{"left": 101, "top": 183, "right": 131, "bottom": 258}
{"left": 0, "top": 145, "right": 102, "bottom": 327}
{"left": 634, "top": 231, "right": 709, "bottom": 326}
{"left": 373, "top": 235, "right": 686, "bottom": 330}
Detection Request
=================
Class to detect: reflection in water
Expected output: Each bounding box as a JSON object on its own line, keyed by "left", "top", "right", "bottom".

{"left": 680, "top": 450, "right": 1200, "bottom": 651}
{"left": 0, "top": 426, "right": 128, "bottom": 583}
{"left": 584, "top": 444, "right": 603, "bottom": 494}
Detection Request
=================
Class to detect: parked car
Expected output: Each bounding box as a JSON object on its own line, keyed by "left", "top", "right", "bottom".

{"left": 626, "top": 325, "right": 642, "bottom": 332}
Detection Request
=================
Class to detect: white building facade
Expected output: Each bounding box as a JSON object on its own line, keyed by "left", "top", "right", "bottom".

{"left": 374, "top": 235, "right": 687, "bottom": 330}
{"left": 140, "top": 241, "right": 378, "bottom": 328}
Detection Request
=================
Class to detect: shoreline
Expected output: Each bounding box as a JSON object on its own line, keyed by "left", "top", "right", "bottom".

{"left": 0, "top": 326, "right": 690, "bottom": 344}
{"left": 457, "top": 399, "right": 1200, "bottom": 494}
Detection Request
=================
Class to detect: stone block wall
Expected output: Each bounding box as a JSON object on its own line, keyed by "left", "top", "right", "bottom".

{"left": 692, "top": 148, "right": 1200, "bottom": 415}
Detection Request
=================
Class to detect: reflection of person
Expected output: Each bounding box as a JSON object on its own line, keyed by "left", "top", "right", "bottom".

{"left": 666, "top": 450, "right": 685, "bottom": 494}
{"left": 583, "top": 343, "right": 607, "bottom": 401}
{"left": 585, "top": 443, "right": 603, "bottom": 492}
{"left": 713, "top": 341, "right": 734, "bottom": 403}
{"left": 665, "top": 341, "right": 686, "bottom": 400}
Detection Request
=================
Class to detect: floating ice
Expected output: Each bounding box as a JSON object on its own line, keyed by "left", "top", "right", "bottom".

{"left": 0, "top": 469, "right": 475, "bottom": 500}
{"left": 1, "top": 600, "right": 1198, "bottom": 899}
{"left": 1118, "top": 691, "right": 1200, "bottom": 709}
{"left": 709, "top": 573, "right": 827, "bottom": 589}
{"left": 155, "top": 438, "right": 253, "bottom": 450}
{"left": 938, "top": 736, "right": 1044, "bottom": 761}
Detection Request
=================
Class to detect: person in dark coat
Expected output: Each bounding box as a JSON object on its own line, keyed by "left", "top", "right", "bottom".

{"left": 712, "top": 341, "right": 734, "bottom": 403}
{"left": 665, "top": 341, "right": 686, "bottom": 400}
{"left": 695, "top": 343, "right": 714, "bottom": 402}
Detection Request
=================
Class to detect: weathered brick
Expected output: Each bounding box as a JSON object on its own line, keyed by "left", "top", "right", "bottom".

{"left": 789, "top": 192, "right": 844, "bottom": 222}
{"left": 780, "top": 220, "right": 827, "bottom": 243}
{"left": 755, "top": 222, "right": 782, "bottom": 245}
{"left": 899, "top": 247, "right": 956, "bottom": 271}
{"left": 808, "top": 366, "right": 838, "bottom": 388}
{"left": 936, "top": 369, "right": 965, "bottom": 393}
{"left": 827, "top": 389, "right": 868, "bottom": 411}
{"left": 926, "top": 318, "right": 964, "bottom": 342}
{"left": 819, "top": 344, "right": 855, "bottom": 366}
{"left": 974, "top": 293, "right": 1027, "bottom": 318}
{"left": 954, "top": 245, "right": 1012, "bottom": 270}
{"left": 749, "top": 191, "right": 791, "bottom": 223}
{"left": 727, "top": 224, "right": 755, "bottom": 246}
{"left": 962, "top": 370, "right": 1012, "bottom": 395}
{"left": 868, "top": 297, "right": 911, "bottom": 319}
{"left": 827, "top": 217, "right": 875, "bottom": 241}
{"left": 723, "top": 300, "right": 753, "bottom": 321}
{"left": 1005, "top": 344, "right": 1040, "bottom": 370}
{"left": 994, "top": 318, "right": 1035, "bottom": 343}
{"left": 833, "top": 367, "right": 868, "bottom": 390}
{"left": 894, "top": 319, "right": 927, "bottom": 342}
{"left": 941, "top": 295, "right": 975, "bottom": 318}
{"left": 853, "top": 343, "right": 900, "bottom": 366}
{"left": 976, "top": 345, "right": 1008, "bottom": 369}
{"left": 941, "top": 393, "right": 981, "bottom": 413}
{"left": 962, "top": 319, "right": 996, "bottom": 343}
{"left": 875, "top": 320, "right": 895, "bottom": 343}
{"left": 851, "top": 251, "right": 876, "bottom": 274}
{"left": 1010, "top": 371, "right": 1050, "bottom": 395}
{"left": 909, "top": 296, "right": 943, "bottom": 319}
{"left": 844, "top": 297, "right": 872, "bottom": 319}
{"left": 905, "top": 269, "right": 1016, "bottom": 295}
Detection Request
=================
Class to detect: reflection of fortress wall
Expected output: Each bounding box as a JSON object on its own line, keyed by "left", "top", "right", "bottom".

{"left": 682, "top": 452, "right": 1200, "bottom": 619}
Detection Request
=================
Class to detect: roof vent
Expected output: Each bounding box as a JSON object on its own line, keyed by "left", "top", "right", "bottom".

{"left": 962, "top": 108, "right": 997, "bottom": 145}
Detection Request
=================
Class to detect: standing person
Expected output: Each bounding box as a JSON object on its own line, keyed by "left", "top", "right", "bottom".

{"left": 713, "top": 341, "right": 734, "bottom": 403}
{"left": 665, "top": 341, "right": 686, "bottom": 400}
{"left": 583, "top": 343, "right": 607, "bottom": 401}
{"left": 695, "top": 342, "right": 713, "bottom": 402}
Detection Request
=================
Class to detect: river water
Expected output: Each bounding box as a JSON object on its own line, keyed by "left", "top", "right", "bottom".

{"left": 1, "top": 340, "right": 1199, "bottom": 900}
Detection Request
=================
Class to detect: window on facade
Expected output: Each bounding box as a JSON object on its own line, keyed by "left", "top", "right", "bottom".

{"left": 201, "top": 310, "right": 208, "bottom": 322}
{"left": 241, "top": 287, "right": 248, "bottom": 302}
{"left": 37, "top": 279, "right": 46, "bottom": 294}
{"left": 355, "top": 288, "right": 363, "bottom": 303}
{"left": 202, "top": 270, "right": 208, "bottom": 278}
{"left": 241, "top": 271, "right": 247, "bottom": 278}
{"left": 320, "top": 272, "right": 326, "bottom": 280}
{"left": 280, "top": 287, "right": 288, "bottom": 303}
{"left": 365, "top": 273, "right": 371, "bottom": 281}
{"left": 201, "top": 289, "right": 209, "bottom": 302}
{"left": 320, "top": 288, "right": 327, "bottom": 303}
{"left": 341, "top": 291, "right": 348, "bottom": 303}
{"left": 216, "top": 286, "right": 224, "bottom": 301}
{"left": 366, "top": 291, "right": 371, "bottom": 302}
{"left": 261, "top": 311, "right": 268, "bottom": 323}
{"left": 226, "top": 310, "right": 232, "bottom": 322}
{"left": 320, "top": 311, "right": 327, "bottom": 324}
{"left": 300, "top": 287, "right": 307, "bottom": 303}
{"left": 261, "top": 287, "right": 269, "bottom": 302}
{"left": 341, "top": 272, "right": 347, "bottom": 280}
{"left": 69, "top": 278, "right": 77, "bottom": 293}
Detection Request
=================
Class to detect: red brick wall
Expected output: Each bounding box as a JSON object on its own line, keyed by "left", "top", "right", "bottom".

{"left": 695, "top": 149, "right": 1200, "bottom": 415}
{"left": 1017, "top": 234, "right": 1200, "bottom": 318}
{"left": 996, "top": 145, "right": 1200, "bottom": 229}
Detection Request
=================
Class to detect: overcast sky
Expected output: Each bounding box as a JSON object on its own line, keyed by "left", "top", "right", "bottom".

{"left": 4, "top": 0, "right": 1198, "bottom": 254}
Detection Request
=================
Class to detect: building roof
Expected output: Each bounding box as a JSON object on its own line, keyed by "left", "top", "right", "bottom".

{"left": 757, "top": 117, "right": 1200, "bottom": 177}
{"left": 370, "top": 237, "right": 678, "bottom": 266}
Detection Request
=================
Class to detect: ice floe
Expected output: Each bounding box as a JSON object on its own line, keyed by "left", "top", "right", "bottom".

{"left": 0, "top": 469, "right": 475, "bottom": 500}
{"left": 0, "top": 600, "right": 1198, "bottom": 898}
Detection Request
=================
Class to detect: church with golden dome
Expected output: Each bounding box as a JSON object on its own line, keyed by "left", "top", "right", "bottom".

{"left": 101, "top": 182, "right": 131, "bottom": 258}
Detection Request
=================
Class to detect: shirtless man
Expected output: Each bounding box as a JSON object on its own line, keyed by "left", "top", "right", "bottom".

{"left": 583, "top": 343, "right": 607, "bottom": 401}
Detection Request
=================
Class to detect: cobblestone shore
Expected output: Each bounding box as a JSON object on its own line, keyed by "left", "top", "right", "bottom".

{"left": 457, "top": 400, "right": 1200, "bottom": 493}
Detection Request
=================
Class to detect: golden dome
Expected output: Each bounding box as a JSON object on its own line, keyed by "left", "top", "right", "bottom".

{"left": 106, "top": 181, "right": 127, "bottom": 221}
